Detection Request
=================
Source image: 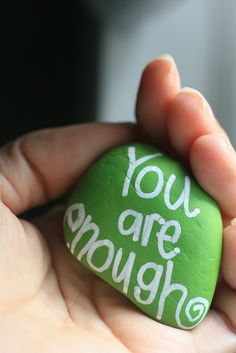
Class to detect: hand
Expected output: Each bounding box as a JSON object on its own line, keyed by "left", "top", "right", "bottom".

{"left": 0, "top": 58, "right": 236, "bottom": 353}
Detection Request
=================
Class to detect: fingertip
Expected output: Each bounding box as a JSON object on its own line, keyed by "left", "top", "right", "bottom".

{"left": 222, "top": 225, "right": 236, "bottom": 290}
{"left": 180, "top": 87, "right": 215, "bottom": 117}
{"left": 144, "top": 53, "right": 178, "bottom": 74}
{"left": 137, "top": 55, "right": 180, "bottom": 107}
{"left": 167, "top": 88, "right": 218, "bottom": 157}
{"left": 136, "top": 55, "right": 180, "bottom": 148}
{"left": 190, "top": 133, "right": 236, "bottom": 218}
{"left": 155, "top": 54, "right": 176, "bottom": 64}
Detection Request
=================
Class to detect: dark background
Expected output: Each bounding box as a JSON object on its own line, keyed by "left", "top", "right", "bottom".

{"left": 2, "top": 1, "right": 103, "bottom": 217}
{"left": 2, "top": 1, "right": 100, "bottom": 146}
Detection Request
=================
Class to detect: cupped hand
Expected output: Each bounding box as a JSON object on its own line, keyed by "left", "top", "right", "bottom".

{"left": 136, "top": 55, "right": 236, "bottom": 351}
{"left": 0, "top": 57, "right": 236, "bottom": 353}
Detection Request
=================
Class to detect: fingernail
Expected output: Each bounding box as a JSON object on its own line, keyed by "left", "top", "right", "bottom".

{"left": 156, "top": 54, "right": 175, "bottom": 65}
{"left": 154, "top": 54, "right": 177, "bottom": 76}
{"left": 231, "top": 218, "right": 236, "bottom": 226}
{"left": 181, "top": 87, "right": 215, "bottom": 119}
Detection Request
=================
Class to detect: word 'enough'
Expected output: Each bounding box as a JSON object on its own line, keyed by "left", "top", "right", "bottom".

{"left": 64, "top": 203, "right": 209, "bottom": 329}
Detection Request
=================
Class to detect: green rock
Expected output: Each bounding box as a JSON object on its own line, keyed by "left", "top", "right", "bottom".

{"left": 63, "top": 143, "right": 222, "bottom": 330}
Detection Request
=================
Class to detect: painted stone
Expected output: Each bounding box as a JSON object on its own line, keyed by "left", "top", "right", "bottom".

{"left": 63, "top": 143, "right": 222, "bottom": 330}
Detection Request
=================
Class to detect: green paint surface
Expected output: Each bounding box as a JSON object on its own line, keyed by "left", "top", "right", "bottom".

{"left": 64, "top": 143, "right": 222, "bottom": 330}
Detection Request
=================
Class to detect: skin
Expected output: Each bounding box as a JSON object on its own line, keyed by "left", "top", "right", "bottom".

{"left": 0, "top": 57, "right": 236, "bottom": 353}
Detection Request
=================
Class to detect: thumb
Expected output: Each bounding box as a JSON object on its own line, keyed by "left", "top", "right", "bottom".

{"left": 0, "top": 123, "right": 135, "bottom": 215}
{"left": 0, "top": 122, "right": 135, "bottom": 306}
{"left": 0, "top": 204, "right": 50, "bottom": 306}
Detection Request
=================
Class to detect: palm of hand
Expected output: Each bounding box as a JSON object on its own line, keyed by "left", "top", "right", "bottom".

{"left": 0, "top": 208, "right": 232, "bottom": 353}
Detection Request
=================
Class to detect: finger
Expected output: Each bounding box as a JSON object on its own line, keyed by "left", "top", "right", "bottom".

{"left": 221, "top": 224, "right": 236, "bottom": 289}
{"left": 213, "top": 282, "right": 236, "bottom": 333}
{"left": 0, "top": 123, "right": 135, "bottom": 215}
{"left": 192, "top": 310, "right": 236, "bottom": 352}
{"left": 95, "top": 276, "right": 193, "bottom": 353}
{"left": 189, "top": 133, "right": 236, "bottom": 219}
{"left": 136, "top": 55, "right": 180, "bottom": 149}
{"left": 166, "top": 87, "right": 229, "bottom": 159}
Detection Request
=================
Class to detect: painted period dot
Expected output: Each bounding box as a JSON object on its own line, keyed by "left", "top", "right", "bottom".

{"left": 63, "top": 143, "right": 222, "bottom": 330}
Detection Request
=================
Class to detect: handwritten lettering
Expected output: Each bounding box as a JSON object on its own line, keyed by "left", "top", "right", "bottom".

{"left": 123, "top": 146, "right": 200, "bottom": 219}
{"left": 65, "top": 146, "right": 207, "bottom": 329}
{"left": 65, "top": 201, "right": 209, "bottom": 329}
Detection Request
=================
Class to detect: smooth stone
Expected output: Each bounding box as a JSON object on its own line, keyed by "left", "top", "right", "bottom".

{"left": 63, "top": 143, "right": 222, "bottom": 330}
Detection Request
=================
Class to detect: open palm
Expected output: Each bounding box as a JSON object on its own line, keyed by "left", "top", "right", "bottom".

{"left": 1, "top": 57, "right": 236, "bottom": 352}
